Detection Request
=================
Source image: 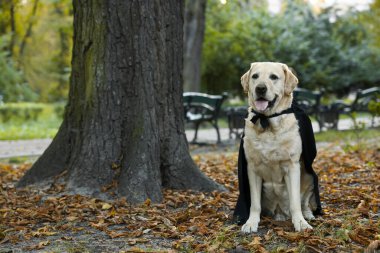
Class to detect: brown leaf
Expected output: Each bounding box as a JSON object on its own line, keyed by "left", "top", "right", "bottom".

{"left": 247, "top": 236, "right": 268, "bottom": 253}
{"left": 123, "top": 246, "right": 146, "bottom": 252}
{"left": 66, "top": 216, "right": 78, "bottom": 222}
{"left": 144, "top": 198, "right": 151, "bottom": 207}
{"left": 348, "top": 230, "right": 371, "bottom": 246}
{"left": 264, "top": 229, "right": 273, "bottom": 241}
{"left": 365, "top": 240, "right": 380, "bottom": 253}
{"left": 25, "top": 240, "right": 50, "bottom": 250}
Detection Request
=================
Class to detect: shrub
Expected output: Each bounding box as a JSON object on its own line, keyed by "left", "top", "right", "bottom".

{"left": 368, "top": 96, "right": 380, "bottom": 117}
{"left": 53, "top": 103, "right": 66, "bottom": 119}
{"left": 0, "top": 104, "right": 44, "bottom": 123}
{"left": 0, "top": 35, "right": 38, "bottom": 102}
{"left": 202, "top": 1, "right": 380, "bottom": 95}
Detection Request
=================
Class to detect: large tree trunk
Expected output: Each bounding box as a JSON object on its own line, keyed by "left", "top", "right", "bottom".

{"left": 183, "top": 0, "right": 207, "bottom": 92}
{"left": 18, "top": 0, "right": 223, "bottom": 203}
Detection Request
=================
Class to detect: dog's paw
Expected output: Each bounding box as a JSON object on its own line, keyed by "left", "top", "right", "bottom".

{"left": 241, "top": 221, "right": 259, "bottom": 233}
{"left": 292, "top": 217, "right": 313, "bottom": 232}
{"left": 302, "top": 210, "right": 315, "bottom": 220}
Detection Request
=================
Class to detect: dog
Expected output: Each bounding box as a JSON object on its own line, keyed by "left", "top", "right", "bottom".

{"left": 236, "top": 62, "right": 321, "bottom": 233}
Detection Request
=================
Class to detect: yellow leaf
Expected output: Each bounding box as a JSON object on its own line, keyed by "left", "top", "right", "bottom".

{"left": 109, "top": 207, "right": 116, "bottom": 217}
{"left": 66, "top": 216, "right": 78, "bottom": 222}
{"left": 102, "top": 203, "right": 112, "bottom": 210}
{"left": 39, "top": 241, "right": 50, "bottom": 247}
{"left": 125, "top": 247, "right": 145, "bottom": 252}
{"left": 144, "top": 198, "right": 151, "bottom": 207}
{"left": 128, "top": 239, "right": 137, "bottom": 245}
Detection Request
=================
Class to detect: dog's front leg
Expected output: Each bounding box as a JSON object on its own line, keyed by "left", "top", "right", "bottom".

{"left": 241, "top": 168, "right": 262, "bottom": 233}
{"left": 285, "top": 163, "right": 313, "bottom": 232}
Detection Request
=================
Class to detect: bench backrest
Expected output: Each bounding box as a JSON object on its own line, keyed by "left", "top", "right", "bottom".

{"left": 351, "top": 87, "right": 380, "bottom": 112}
{"left": 226, "top": 106, "right": 247, "bottom": 129}
{"left": 293, "top": 88, "right": 322, "bottom": 115}
{"left": 183, "top": 92, "right": 227, "bottom": 119}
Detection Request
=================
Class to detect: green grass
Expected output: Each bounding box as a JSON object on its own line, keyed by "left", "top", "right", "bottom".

{"left": 314, "top": 128, "right": 380, "bottom": 142}
{"left": 0, "top": 120, "right": 60, "bottom": 140}
{"left": 0, "top": 103, "right": 62, "bottom": 140}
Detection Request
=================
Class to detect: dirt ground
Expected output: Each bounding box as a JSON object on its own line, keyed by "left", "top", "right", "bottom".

{"left": 0, "top": 141, "right": 379, "bottom": 253}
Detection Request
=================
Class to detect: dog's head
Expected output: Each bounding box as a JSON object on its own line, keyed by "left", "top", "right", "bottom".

{"left": 241, "top": 62, "right": 298, "bottom": 114}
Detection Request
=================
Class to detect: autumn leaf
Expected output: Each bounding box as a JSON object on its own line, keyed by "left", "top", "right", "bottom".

{"left": 101, "top": 203, "right": 112, "bottom": 210}
{"left": 365, "top": 240, "right": 380, "bottom": 253}
{"left": 0, "top": 146, "right": 379, "bottom": 252}
{"left": 144, "top": 198, "right": 151, "bottom": 207}
{"left": 66, "top": 216, "right": 78, "bottom": 222}
{"left": 25, "top": 240, "right": 50, "bottom": 250}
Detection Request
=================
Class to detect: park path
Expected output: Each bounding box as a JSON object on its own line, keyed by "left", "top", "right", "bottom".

{"left": 0, "top": 117, "right": 377, "bottom": 159}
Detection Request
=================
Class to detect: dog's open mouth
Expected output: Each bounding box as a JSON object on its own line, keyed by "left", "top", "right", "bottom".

{"left": 254, "top": 95, "right": 278, "bottom": 112}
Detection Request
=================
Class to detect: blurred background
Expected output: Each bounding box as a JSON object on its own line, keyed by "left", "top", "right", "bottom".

{"left": 201, "top": 0, "right": 380, "bottom": 96}
{"left": 0, "top": 0, "right": 379, "bottom": 141}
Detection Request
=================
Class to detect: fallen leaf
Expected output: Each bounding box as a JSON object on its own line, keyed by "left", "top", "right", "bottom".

{"left": 102, "top": 203, "right": 112, "bottom": 210}
{"left": 365, "top": 240, "right": 380, "bottom": 253}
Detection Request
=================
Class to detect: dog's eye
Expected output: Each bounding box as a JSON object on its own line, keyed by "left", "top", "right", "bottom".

{"left": 252, "top": 73, "right": 259, "bottom": 79}
{"left": 269, "top": 74, "right": 279, "bottom": 80}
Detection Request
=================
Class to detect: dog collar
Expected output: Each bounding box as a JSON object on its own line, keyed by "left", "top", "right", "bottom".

{"left": 250, "top": 107, "right": 294, "bottom": 129}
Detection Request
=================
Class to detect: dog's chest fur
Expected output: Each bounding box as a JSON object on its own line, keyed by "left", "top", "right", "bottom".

{"left": 243, "top": 112, "right": 302, "bottom": 183}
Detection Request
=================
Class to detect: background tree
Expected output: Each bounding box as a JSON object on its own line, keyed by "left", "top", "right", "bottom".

{"left": 360, "top": 0, "right": 380, "bottom": 48}
{"left": 19, "top": 0, "right": 39, "bottom": 58}
{"left": 183, "top": 0, "right": 207, "bottom": 92}
{"left": 0, "top": 35, "right": 36, "bottom": 102}
{"left": 1, "top": 0, "right": 379, "bottom": 102}
{"left": 21, "top": 0, "right": 73, "bottom": 102}
{"left": 49, "top": 0, "right": 72, "bottom": 101}
{"left": 201, "top": 0, "right": 380, "bottom": 95}
{"left": 0, "top": 0, "right": 72, "bottom": 102}
{"left": 18, "top": 0, "right": 223, "bottom": 203}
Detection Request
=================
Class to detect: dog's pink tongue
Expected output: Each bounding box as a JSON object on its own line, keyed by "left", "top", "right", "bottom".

{"left": 254, "top": 100, "right": 269, "bottom": 111}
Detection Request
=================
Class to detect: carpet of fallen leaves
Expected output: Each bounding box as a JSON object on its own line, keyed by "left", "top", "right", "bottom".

{"left": 0, "top": 144, "right": 379, "bottom": 252}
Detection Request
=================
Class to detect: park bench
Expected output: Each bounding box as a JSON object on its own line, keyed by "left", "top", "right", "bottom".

{"left": 183, "top": 92, "right": 227, "bottom": 143}
{"left": 338, "top": 87, "right": 380, "bottom": 126}
{"left": 293, "top": 88, "right": 324, "bottom": 130}
{"left": 225, "top": 106, "right": 247, "bottom": 139}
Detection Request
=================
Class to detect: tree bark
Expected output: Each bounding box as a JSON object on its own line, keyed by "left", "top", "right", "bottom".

{"left": 18, "top": 0, "right": 224, "bottom": 203}
{"left": 183, "top": 0, "right": 207, "bottom": 92}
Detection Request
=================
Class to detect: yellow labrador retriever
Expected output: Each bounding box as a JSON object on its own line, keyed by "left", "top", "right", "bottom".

{"left": 239, "top": 62, "right": 318, "bottom": 233}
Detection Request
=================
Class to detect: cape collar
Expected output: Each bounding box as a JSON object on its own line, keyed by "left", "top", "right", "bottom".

{"left": 250, "top": 107, "right": 294, "bottom": 129}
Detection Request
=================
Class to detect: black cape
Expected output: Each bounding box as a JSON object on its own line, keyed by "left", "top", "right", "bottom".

{"left": 233, "top": 104, "right": 323, "bottom": 225}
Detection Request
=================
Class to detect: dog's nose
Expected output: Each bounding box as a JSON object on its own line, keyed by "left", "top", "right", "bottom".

{"left": 255, "top": 85, "right": 267, "bottom": 96}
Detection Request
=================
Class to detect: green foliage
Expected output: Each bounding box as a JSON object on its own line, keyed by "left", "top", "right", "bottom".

{"left": 53, "top": 102, "right": 65, "bottom": 118}
{"left": 0, "top": 0, "right": 72, "bottom": 102}
{"left": 0, "top": 103, "right": 61, "bottom": 140}
{"left": 314, "top": 128, "right": 380, "bottom": 143}
{"left": 359, "top": 0, "right": 380, "bottom": 49}
{"left": 202, "top": 0, "right": 380, "bottom": 95}
{"left": 20, "top": 0, "right": 73, "bottom": 102}
{"left": 368, "top": 95, "right": 380, "bottom": 116}
{"left": 0, "top": 103, "right": 44, "bottom": 122}
{"left": 0, "top": 35, "right": 38, "bottom": 102}
{"left": 0, "top": 120, "right": 59, "bottom": 140}
{"left": 202, "top": 1, "right": 273, "bottom": 95}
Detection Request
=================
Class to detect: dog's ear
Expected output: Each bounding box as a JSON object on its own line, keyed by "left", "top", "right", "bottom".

{"left": 282, "top": 64, "right": 298, "bottom": 96}
{"left": 241, "top": 63, "right": 256, "bottom": 93}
